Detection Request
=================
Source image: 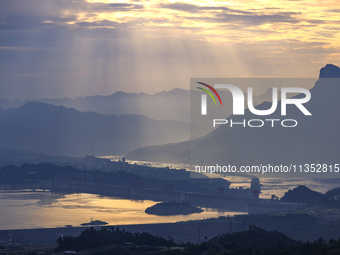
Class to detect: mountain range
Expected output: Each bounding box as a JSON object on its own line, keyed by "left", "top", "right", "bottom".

{"left": 1, "top": 65, "right": 335, "bottom": 161}
{"left": 0, "top": 102, "right": 205, "bottom": 156}
{"left": 0, "top": 87, "right": 291, "bottom": 123}
{"left": 126, "top": 64, "right": 340, "bottom": 173}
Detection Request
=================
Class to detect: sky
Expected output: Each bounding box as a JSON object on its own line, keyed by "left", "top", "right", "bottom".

{"left": 0, "top": 0, "right": 339, "bottom": 100}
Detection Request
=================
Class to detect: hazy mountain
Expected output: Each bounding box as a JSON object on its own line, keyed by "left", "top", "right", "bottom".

{"left": 126, "top": 64, "right": 340, "bottom": 169}
{"left": 0, "top": 88, "right": 282, "bottom": 123}
{"left": 0, "top": 102, "right": 205, "bottom": 156}
{"left": 0, "top": 89, "right": 190, "bottom": 122}
{"left": 0, "top": 98, "right": 26, "bottom": 109}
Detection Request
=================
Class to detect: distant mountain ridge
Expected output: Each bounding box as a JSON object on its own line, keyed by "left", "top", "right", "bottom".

{"left": 0, "top": 88, "right": 286, "bottom": 123}
{"left": 0, "top": 102, "right": 201, "bottom": 156}
{"left": 0, "top": 89, "right": 190, "bottom": 122}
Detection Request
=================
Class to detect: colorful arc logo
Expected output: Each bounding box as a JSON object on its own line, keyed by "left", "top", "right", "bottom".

{"left": 196, "top": 82, "right": 223, "bottom": 106}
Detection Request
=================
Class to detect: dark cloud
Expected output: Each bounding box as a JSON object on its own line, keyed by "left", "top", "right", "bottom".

{"left": 159, "top": 2, "right": 252, "bottom": 15}
{"left": 215, "top": 13, "right": 300, "bottom": 25}
{"left": 181, "top": 12, "right": 301, "bottom": 26}
{"left": 327, "top": 9, "right": 340, "bottom": 13}
{"left": 158, "top": 3, "right": 202, "bottom": 12}
{"left": 105, "top": 3, "right": 143, "bottom": 9}
{"left": 0, "top": 0, "right": 79, "bottom": 30}
{"left": 158, "top": 2, "right": 326, "bottom": 26}
{"left": 0, "top": 0, "right": 144, "bottom": 31}
{"left": 75, "top": 18, "right": 150, "bottom": 29}
{"left": 307, "top": 19, "right": 326, "bottom": 24}
{"left": 87, "top": 2, "right": 144, "bottom": 12}
{"left": 77, "top": 20, "right": 120, "bottom": 28}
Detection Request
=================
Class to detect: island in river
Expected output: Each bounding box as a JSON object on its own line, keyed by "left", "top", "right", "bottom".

{"left": 81, "top": 220, "right": 108, "bottom": 226}
{"left": 145, "top": 201, "right": 203, "bottom": 216}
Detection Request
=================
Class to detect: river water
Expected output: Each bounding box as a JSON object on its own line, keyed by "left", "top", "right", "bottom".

{"left": 0, "top": 190, "right": 244, "bottom": 230}
{"left": 1, "top": 157, "right": 339, "bottom": 230}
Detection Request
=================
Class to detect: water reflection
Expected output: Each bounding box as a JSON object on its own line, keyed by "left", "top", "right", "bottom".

{"left": 0, "top": 191, "right": 245, "bottom": 230}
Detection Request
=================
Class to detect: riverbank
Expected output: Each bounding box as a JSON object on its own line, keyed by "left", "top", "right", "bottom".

{"left": 2, "top": 213, "right": 340, "bottom": 247}
{"left": 0, "top": 191, "right": 245, "bottom": 230}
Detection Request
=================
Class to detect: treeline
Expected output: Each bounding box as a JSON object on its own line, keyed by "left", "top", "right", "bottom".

{"left": 56, "top": 225, "right": 340, "bottom": 255}
{"left": 0, "top": 162, "right": 230, "bottom": 194}
{"left": 0, "top": 163, "right": 141, "bottom": 185}
{"left": 206, "top": 226, "right": 340, "bottom": 255}
{"left": 217, "top": 213, "right": 340, "bottom": 242}
{"left": 56, "top": 226, "right": 173, "bottom": 252}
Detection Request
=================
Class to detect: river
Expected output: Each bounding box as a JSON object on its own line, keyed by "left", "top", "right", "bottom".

{"left": 1, "top": 157, "right": 339, "bottom": 230}
{"left": 0, "top": 190, "right": 244, "bottom": 230}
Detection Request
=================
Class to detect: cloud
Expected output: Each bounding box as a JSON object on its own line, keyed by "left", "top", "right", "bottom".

{"left": 197, "top": 13, "right": 301, "bottom": 26}
{"left": 0, "top": 46, "right": 48, "bottom": 51}
{"left": 95, "top": 2, "right": 144, "bottom": 10}
{"left": 327, "top": 9, "right": 340, "bottom": 13}
{"left": 0, "top": 0, "right": 79, "bottom": 30}
{"left": 159, "top": 2, "right": 325, "bottom": 27}
{"left": 0, "top": 0, "right": 147, "bottom": 31}
{"left": 0, "top": 0, "right": 339, "bottom": 100}
{"left": 159, "top": 2, "right": 252, "bottom": 15}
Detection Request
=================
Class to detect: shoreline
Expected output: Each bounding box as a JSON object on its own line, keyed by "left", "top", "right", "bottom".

{"left": 0, "top": 219, "right": 245, "bottom": 245}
